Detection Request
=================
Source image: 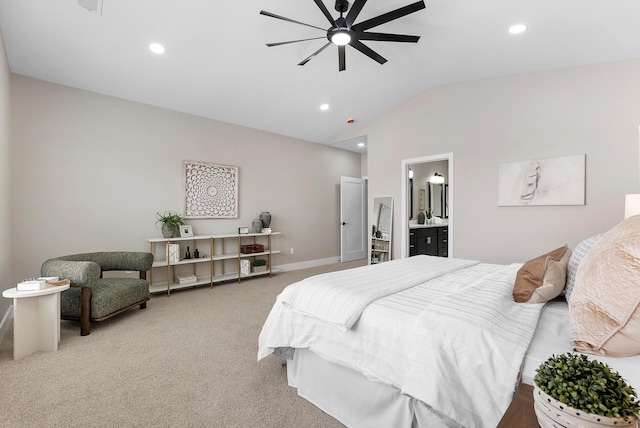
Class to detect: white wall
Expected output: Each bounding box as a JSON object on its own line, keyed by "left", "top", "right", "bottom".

{"left": 343, "top": 59, "right": 640, "bottom": 264}
{"left": 0, "top": 30, "right": 12, "bottom": 326}
{"left": 9, "top": 75, "right": 362, "bottom": 284}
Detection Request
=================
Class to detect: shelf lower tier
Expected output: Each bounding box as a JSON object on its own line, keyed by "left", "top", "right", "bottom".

{"left": 149, "top": 269, "right": 279, "bottom": 295}
{"left": 152, "top": 250, "right": 282, "bottom": 267}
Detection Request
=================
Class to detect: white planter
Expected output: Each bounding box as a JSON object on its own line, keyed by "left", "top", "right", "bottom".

{"left": 533, "top": 385, "right": 637, "bottom": 428}
{"left": 252, "top": 265, "right": 267, "bottom": 273}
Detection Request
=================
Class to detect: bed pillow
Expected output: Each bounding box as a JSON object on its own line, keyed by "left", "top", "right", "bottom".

{"left": 564, "top": 233, "right": 603, "bottom": 302}
{"left": 513, "top": 245, "right": 571, "bottom": 303}
{"left": 570, "top": 215, "right": 640, "bottom": 357}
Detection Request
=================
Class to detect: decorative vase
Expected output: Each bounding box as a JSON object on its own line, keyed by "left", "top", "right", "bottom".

{"left": 260, "top": 211, "right": 272, "bottom": 228}
{"left": 533, "top": 386, "right": 635, "bottom": 428}
{"left": 426, "top": 218, "right": 433, "bottom": 225}
{"left": 417, "top": 211, "right": 425, "bottom": 224}
{"left": 161, "top": 225, "right": 175, "bottom": 238}
{"left": 251, "top": 219, "right": 263, "bottom": 233}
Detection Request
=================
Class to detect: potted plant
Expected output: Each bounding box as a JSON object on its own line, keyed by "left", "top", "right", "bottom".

{"left": 533, "top": 353, "right": 639, "bottom": 427}
{"left": 252, "top": 258, "right": 268, "bottom": 273}
{"left": 425, "top": 208, "right": 433, "bottom": 224}
{"left": 156, "top": 211, "right": 184, "bottom": 238}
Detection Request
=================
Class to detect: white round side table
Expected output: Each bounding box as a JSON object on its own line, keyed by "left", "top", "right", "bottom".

{"left": 2, "top": 284, "right": 70, "bottom": 360}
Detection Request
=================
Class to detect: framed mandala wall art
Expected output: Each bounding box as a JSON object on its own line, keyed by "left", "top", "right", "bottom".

{"left": 183, "top": 161, "right": 239, "bottom": 218}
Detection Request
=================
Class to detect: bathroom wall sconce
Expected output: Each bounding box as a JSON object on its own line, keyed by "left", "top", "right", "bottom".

{"left": 428, "top": 173, "right": 445, "bottom": 184}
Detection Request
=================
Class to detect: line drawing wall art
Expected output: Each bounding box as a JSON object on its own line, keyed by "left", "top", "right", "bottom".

{"left": 498, "top": 154, "right": 585, "bottom": 206}
{"left": 183, "top": 161, "right": 239, "bottom": 218}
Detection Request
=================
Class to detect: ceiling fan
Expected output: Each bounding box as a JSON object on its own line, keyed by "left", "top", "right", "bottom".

{"left": 260, "top": 0, "right": 426, "bottom": 71}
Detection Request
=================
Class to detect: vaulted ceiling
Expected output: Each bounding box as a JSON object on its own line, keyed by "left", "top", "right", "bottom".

{"left": 1, "top": 1, "right": 640, "bottom": 152}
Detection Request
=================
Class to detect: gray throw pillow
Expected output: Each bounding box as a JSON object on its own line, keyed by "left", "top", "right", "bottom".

{"left": 565, "top": 233, "right": 603, "bottom": 302}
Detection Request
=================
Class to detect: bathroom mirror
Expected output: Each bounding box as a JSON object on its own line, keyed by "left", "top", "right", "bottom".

{"left": 371, "top": 196, "right": 393, "bottom": 264}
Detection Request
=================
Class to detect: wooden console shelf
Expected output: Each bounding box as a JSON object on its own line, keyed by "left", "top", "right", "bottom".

{"left": 146, "top": 232, "right": 280, "bottom": 296}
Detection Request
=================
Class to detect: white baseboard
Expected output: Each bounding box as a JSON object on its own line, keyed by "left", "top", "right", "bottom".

{"left": 275, "top": 257, "right": 341, "bottom": 272}
{"left": 0, "top": 304, "right": 13, "bottom": 345}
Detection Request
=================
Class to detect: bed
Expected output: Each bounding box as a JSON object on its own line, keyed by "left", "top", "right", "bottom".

{"left": 258, "top": 226, "right": 640, "bottom": 427}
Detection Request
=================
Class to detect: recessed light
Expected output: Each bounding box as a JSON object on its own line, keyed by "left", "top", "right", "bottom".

{"left": 509, "top": 24, "right": 527, "bottom": 34}
{"left": 357, "top": 142, "right": 365, "bottom": 148}
{"left": 320, "top": 104, "right": 330, "bottom": 111}
{"left": 149, "top": 43, "right": 165, "bottom": 54}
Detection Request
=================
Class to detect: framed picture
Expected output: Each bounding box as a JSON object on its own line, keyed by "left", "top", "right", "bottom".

{"left": 179, "top": 225, "right": 194, "bottom": 237}
{"left": 498, "top": 154, "right": 585, "bottom": 206}
{"left": 183, "top": 161, "right": 239, "bottom": 218}
{"left": 238, "top": 227, "right": 249, "bottom": 234}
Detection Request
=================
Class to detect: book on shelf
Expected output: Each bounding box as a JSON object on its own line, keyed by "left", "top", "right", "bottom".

{"left": 165, "top": 244, "right": 180, "bottom": 263}
{"left": 177, "top": 275, "right": 197, "bottom": 285}
{"left": 240, "top": 259, "right": 250, "bottom": 275}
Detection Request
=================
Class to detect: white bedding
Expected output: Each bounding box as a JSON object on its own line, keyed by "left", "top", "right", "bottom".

{"left": 279, "top": 255, "right": 478, "bottom": 331}
{"left": 522, "top": 299, "right": 640, "bottom": 391}
{"left": 258, "top": 260, "right": 544, "bottom": 427}
{"left": 403, "top": 264, "right": 543, "bottom": 427}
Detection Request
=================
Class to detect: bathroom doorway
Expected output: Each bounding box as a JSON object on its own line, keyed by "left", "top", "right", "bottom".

{"left": 400, "top": 153, "right": 453, "bottom": 258}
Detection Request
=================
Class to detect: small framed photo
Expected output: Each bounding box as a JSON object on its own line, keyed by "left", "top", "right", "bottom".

{"left": 179, "top": 225, "right": 194, "bottom": 237}
{"left": 238, "top": 227, "right": 249, "bottom": 235}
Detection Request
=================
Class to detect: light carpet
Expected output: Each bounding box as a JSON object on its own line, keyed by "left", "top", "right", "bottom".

{"left": 0, "top": 260, "right": 365, "bottom": 428}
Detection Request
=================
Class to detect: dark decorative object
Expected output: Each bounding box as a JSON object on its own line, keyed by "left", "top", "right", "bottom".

{"left": 375, "top": 230, "right": 382, "bottom": 238}
{"left": 372, "top": 225, "right": 376, "bottom": 236}
{"left": 260, "top": 211, "right": 272, "bottom": 228}
{"left": 252, "top": 219, "right": 263, "bottom": 233}
{"left": 417, "top": 211, "right": 425, "bottom": 224}
{"left": 194, "top": 248, "right": 199, "bottom": 259}
{"left": 185, "top": 246, "right": 191, "bottom": 259}
{"left": 240, "top": 244, "right": 265, "bottom": 254}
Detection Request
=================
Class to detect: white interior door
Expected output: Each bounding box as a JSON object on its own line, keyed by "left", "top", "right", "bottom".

{"left": 340, "top": 176, "right": 367, "bottom": 262}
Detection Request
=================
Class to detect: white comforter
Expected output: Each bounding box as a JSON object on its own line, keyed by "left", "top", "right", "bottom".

{"left": 279, "top": 255, "right": 479, "bottom": 331}
{"left": 258, "top": 259, "right": 544, "bottom": 428}
{"left": 403, "top": 263, "right": 544, "bottom": 427}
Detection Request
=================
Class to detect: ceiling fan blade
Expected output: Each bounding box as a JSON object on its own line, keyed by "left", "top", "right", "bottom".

{"left": 298, "top": 42, "right": 332, "bottom": 66}
{"left": 338, "top": 45, "right": 346, "bottom": 71}
{"left": 266, "top": 36, "right": 327, "bottom": 47}
{"left": 356, "top": 32, "right": 420, "bottom": 43}
{"left": 352, "top": 1, "right": 425, "bottom": 32}
{"left": 313, "top": 0, "right": 337, "bottom": 27}
{"left": 349, "top": 40, "right": 387, "bottom": 65}
{"left": 345, "top": 0, "right": 368, "bottom": 27}
{"left": 260, "top": 10, "right": 327, "bottom": 32}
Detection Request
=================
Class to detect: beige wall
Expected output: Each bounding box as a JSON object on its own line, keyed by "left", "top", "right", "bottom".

{"left": 0, "top": 30, "right": 11, "bottom": 323}
{"left": 9, "top": 75, "right": 361, "bottom": 284}
{"left": 342, "top": 59, "right": 640, "bottom": 264}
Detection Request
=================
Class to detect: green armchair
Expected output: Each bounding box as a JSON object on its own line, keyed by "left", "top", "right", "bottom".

{"left": 41, "top": 252, "right": 154, "bottom": 336}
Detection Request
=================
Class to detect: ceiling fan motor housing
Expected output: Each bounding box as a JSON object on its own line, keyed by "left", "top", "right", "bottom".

{"left": 335, "top": 0, "right": 349, "bottom": 14}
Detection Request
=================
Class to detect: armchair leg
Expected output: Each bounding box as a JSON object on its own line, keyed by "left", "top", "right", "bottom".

{"left": 140, "top": 302, "right": 147, "bottom": 309}
{"left": 80, "top": 287, "right": 91, "bottom": 336}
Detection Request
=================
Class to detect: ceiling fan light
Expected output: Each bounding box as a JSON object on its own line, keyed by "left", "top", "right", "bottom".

{"left": 330, "top": 30, "right": 351, "bottom": 46}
